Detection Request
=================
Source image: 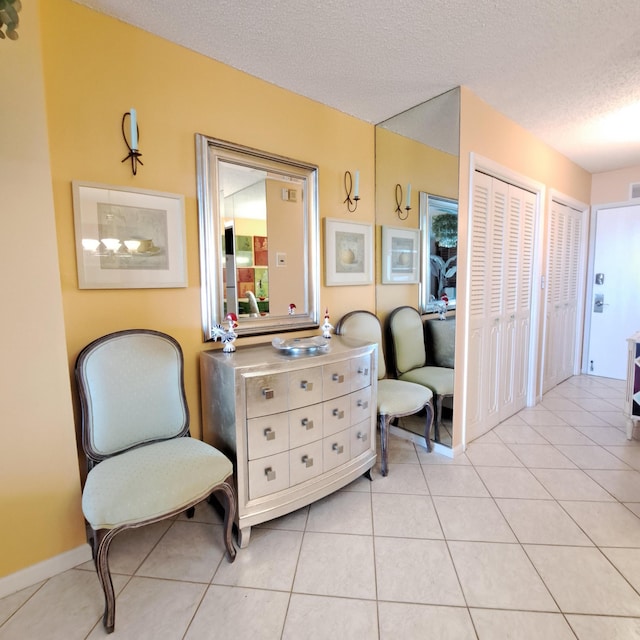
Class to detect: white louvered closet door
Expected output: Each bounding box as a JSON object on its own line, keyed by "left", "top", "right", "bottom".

{"left": 543, "top": 201, "right": 583, "bottom": 392}
{"left": 467, "top": 172, "right": 536, "bottom": 442}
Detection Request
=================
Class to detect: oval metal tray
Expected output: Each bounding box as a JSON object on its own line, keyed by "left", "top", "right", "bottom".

{"left": 271, "top": 336, "right": 330, "bottom": 355}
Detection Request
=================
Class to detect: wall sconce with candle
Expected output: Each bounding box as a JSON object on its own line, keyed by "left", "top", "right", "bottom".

{"left": 121, "top": 108, "right": 143, "bottom": 175}
{"left": 394, "top": 183, "right": 411, "bottom": 220}
{"left": 343, "top": 170, "right": 360, "bottom": 212}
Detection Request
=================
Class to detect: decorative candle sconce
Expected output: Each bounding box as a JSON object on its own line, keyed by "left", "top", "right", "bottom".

{"left": 343, "top": 170, "right": 360, "bottom": 212}
{"left": 394, "top": 183, "right": 411, "bottom": 220}
{"left": 121, "top": 109, "right": 143, "bottom": 175}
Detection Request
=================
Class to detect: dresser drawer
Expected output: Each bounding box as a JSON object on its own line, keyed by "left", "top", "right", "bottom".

{"left": 288, "top": 366, "right": 323, "bottom": 409}
{"left": 350, "top": 354, "right": 372, "bottom": 391}
{"left": 323, "top": 429, "right": 351, "bottom": 472}
{"left": 322, "top": 395, "right": 351, "bottom": 437}
{"left": 247, "top": 413, "right": 290, "bottom": 460}
{"left": 248, "top": 451, "right": 289, "bottom": 499}
{"left": 289, "top": 440, "right": 323, "bottom": 486}
{"left": 350, "top": 420, "right": 372, "bottom": 458}
{"left": 350, "top": 387, "right": 372, "bottom": 425}
{"left": 289, "top": 403, "right": 323, "bottom": 449}
{"left": 245, "top": 372, "right": 288, "bottom": 418}
{"left": 322, "top": 360, "right": 351, "bottom": 400}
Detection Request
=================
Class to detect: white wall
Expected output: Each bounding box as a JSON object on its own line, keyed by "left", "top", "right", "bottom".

{"left": 0, "top": 1, "right": 86, "bottom": 583}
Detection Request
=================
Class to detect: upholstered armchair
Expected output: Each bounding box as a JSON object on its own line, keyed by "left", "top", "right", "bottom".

{"left": 336, "top": 310, "right": 434, "bottom": 476}
{"left": 76, "top": 329, "right": 237, "bottom": 633}
{"left": 387, "top": 306, "right": 455, "bottom": 443}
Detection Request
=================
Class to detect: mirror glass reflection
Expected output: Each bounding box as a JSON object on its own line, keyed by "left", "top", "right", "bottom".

{"left": 420, "top": 193, "right": 458, "bottom": 313}
{"left": 375, "top": 88, "right": 460, "bottom": 449}
{"left": 196, "top": 136, "right": 320, "bottom": 339}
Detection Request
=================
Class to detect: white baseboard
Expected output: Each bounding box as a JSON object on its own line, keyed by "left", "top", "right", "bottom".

{"left": 0, "top": 544, "right": 93, "bottom": 599}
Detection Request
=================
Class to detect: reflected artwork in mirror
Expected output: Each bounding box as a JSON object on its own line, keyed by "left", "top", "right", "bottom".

{"left": 196, "top": 136, "right": 320, "bottom": 339}
{"left": 419, "top": 192, "right": 458, "bottom": 314}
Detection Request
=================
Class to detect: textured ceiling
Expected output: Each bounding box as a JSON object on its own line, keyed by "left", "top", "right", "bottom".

{"left": 74, "top": 0, "right": 640, "bottom": 173}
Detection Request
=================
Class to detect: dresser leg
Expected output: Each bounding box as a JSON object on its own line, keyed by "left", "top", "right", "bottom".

{"left": 628, "top": 418, "right": 637, "bottom": 440}
{"left": 237, "top": 526, "right": 251, "bottom": 548}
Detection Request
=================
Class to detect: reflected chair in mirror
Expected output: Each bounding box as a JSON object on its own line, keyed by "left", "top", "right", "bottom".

{"left": 336, "top": 310, "right": 434, "bottom": 476}
{"left": 246, "top": 290, "right": 260, "bottom": 317}
{"left": 76, "top": 329, "right": 237, "bottom": 633}
{"left": 387, "top": 306, "right": 455, "bottom": 443}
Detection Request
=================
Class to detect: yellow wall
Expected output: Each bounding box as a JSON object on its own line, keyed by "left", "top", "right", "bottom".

{"left": 40, "top": 0, "right": 375, "bottom": 445}
{"left": 592, "top": 164, "right": 640, "bottom": 204}
{"left": 0, "top": 2, "right": 86, "bottom": 578}
{"left": 375, "top": 128, "right": 459, "bottom": 322}
{"left": 454, "top": 87, "right": 592, "bottom": 449}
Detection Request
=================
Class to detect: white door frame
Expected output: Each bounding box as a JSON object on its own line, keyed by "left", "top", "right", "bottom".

{"left": 582, "top": 199, "right": 638, "bottom": 375}
{"left": 461, "top": 154, "right": 545, "bottom": 449}
{"left": 539, "top": 191, "right": 590, "bottom": 395}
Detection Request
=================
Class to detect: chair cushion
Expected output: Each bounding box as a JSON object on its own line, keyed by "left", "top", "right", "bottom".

{"left": 425, "top": 319, "right": 455, "bottom": 368}
{"left": 82, "top": 438, "right": 233, "bottom": 529}
{"left": 78, "top": 332, "right": 188, "bottom": 456}
{"left": 337, "top": 311, "right": 387, "bottom": 379}
{"left": 377, "top": 379, "right": 432, "bottom": 416}
{"left": 399, "top": 366, "right": 455, "bottom": 395}
{"left": 389, "top": 307, "right": 427, "bottom": 373}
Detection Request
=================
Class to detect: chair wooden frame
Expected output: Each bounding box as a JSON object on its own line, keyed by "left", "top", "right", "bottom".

{"left": 76, "top": 329, "right": 236, "bottom": 633}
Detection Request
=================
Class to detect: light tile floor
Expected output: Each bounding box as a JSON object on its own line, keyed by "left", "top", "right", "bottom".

{"left": 2, "top": 375, "right": 640, "bottom": 639}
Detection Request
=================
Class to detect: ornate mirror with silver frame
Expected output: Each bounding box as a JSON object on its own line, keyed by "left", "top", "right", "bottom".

{"left": 196, "top": 135, "right": 320, "bottom": 340}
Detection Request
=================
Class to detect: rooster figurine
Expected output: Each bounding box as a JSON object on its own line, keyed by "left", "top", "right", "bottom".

{"left": 211, "top": 312, "right": 238, "bottom": 352}
{"left": 321, "top": 308, "right": 333, "bottom": 339}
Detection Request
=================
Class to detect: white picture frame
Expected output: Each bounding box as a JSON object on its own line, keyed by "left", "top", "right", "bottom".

{"left": 72, "top": 181, "right": 187, "bottom": 289}
{"left": 324, "top": 217, "right": 373, "bottom": 286}
{"left": 381, "top": 225, "right": 420, "bottom": 284}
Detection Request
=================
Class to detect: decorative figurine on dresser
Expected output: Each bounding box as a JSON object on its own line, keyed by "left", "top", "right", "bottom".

{"left": 200, "top": 335, "right": 377, "bottom": 547}
{"left": 321, "top": 308, "right": 334, "bottom": 339}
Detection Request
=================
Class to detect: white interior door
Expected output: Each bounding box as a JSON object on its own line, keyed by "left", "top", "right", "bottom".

{"left": 587, "top": 204, "right": 640, "bottom": 379}
{"left": 543, "top": 201, "right": 586, "bottom": 392}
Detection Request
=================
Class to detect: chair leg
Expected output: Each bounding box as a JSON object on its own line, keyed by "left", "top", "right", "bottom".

{"left": 424, "top": 400, "right": 435, "bottom": 452}
{"left": 93, "top": 527, "right": 120, "bottom": 634}
{"left": 211, "top": 481, "right": 237, "bottom": 562}
{"left": 185, "top": 506, "right": 195, "bottom": 519}
{"left": 379, "top": 414, "right": 391, "bottom": 477}
{"left": 434, "top": 394, "right": 443, "bottom": 443}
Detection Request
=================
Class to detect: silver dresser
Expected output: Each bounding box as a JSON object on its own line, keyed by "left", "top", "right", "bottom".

{"left": 200, "top": 336, "right": 377, "bottom": 547}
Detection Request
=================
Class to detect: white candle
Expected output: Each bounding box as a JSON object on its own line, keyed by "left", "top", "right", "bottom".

{"left": 406, "top": 183, "right": 412, "bottom": 208}
{"left": 354, "top": 171, "right": 360, "bottom": 198}
{"left": 130, "top": 108, "right": 138, "bottom": 150}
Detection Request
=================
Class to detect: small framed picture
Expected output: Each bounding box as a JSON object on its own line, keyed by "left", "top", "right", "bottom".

{"left": 324, "top": 218, "right": 373, "bottom": 286}
{"left": 381, "top": 225, "right": 420, "bottom": 284}
{"left": 72, "top": 181, "right": 187, "bottom": 289}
